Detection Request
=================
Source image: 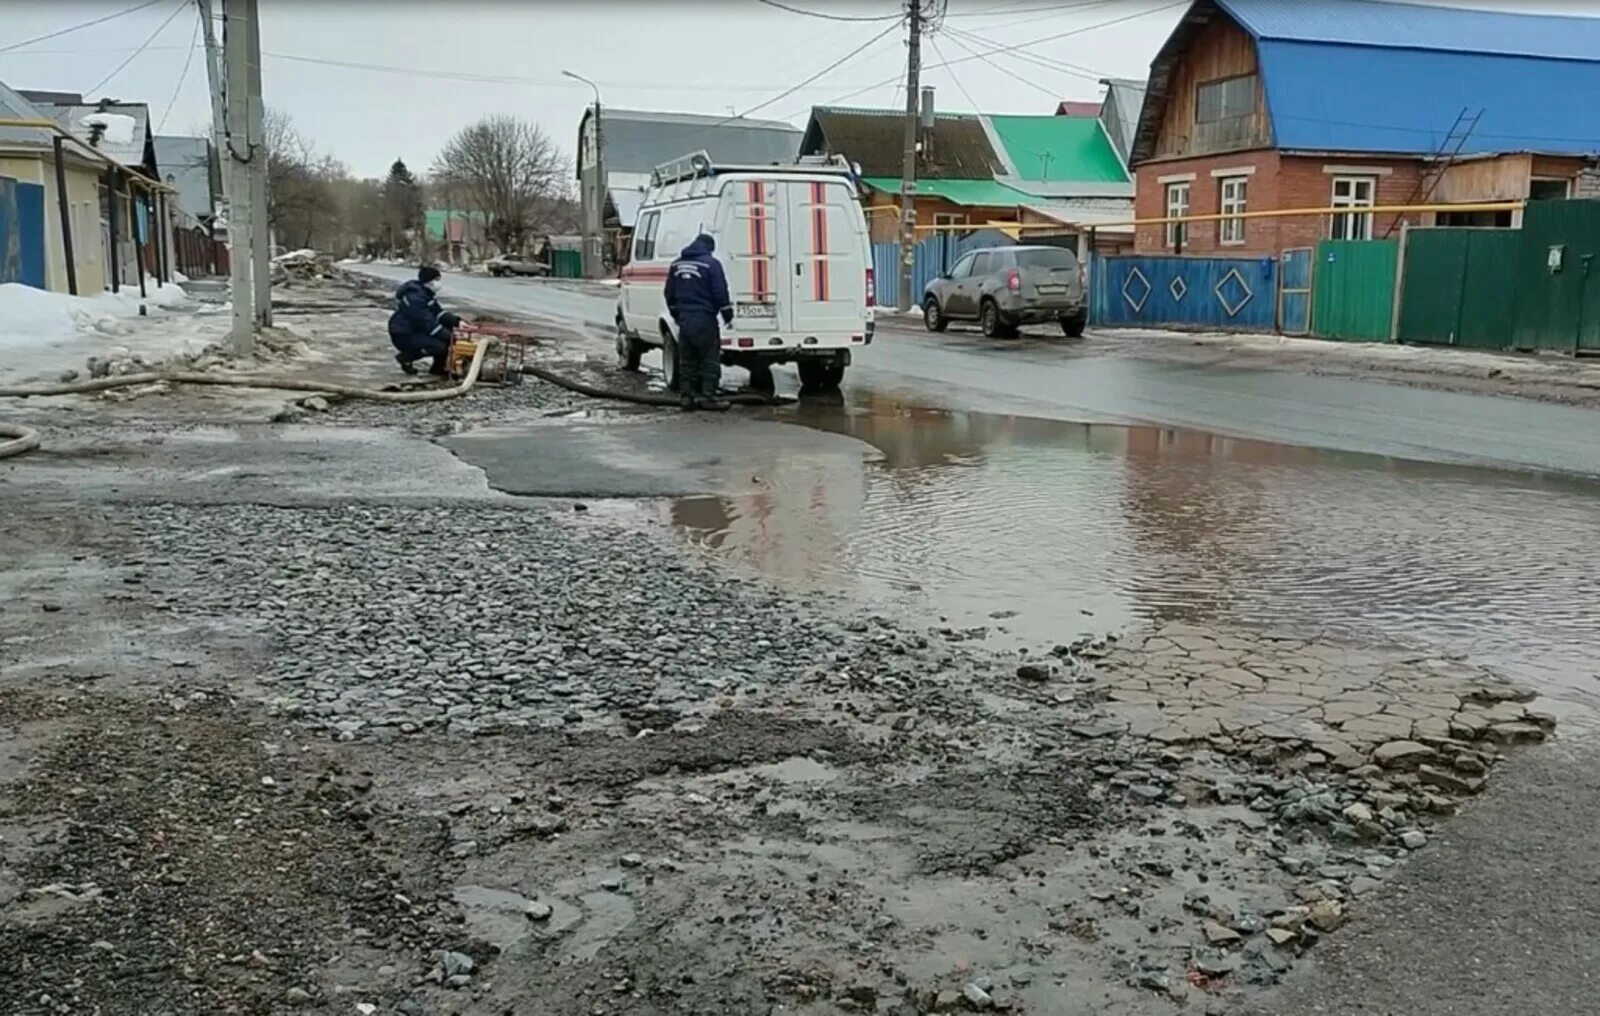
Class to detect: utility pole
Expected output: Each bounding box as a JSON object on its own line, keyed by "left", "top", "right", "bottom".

{"left": 222, "top": 0, "right": 253, "bottom": 354}
{"left": 246, "top": 0, "right": 271, "bottom": 326}
{"left": 196, "top": 0, "right": 228, "bottom": 207}
{"left": 896, "top": 0, "right": 922, "bottom": 312}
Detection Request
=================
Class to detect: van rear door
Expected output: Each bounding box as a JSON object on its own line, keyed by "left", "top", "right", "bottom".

{"left": 719, "top": 179, "right": 780, "bottom": 330}
{"left": 781, "top": 179, "right": 868, "bottom": 336}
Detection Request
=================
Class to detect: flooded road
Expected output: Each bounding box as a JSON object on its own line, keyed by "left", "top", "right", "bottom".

{"left": 353, "top": 267, "right": 1600, "bottom": 709}
{"left": 661, "top": 393, "right": 1600, "bottom": 706}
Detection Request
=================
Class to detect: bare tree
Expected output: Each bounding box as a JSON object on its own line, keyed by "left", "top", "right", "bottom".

{"left": 261, "top": 108, "right": 347, "bottom": 252}
{"left": 431, "top": 116, "right": 570, "bottom": 254}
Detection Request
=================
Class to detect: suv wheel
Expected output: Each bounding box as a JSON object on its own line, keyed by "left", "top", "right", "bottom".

{"left": 923, "top": 296, "right": 949, "bottom": 333}
{"left": 980, "top": 300, "right": 1015, "bottom": 339}
{"left": 1060, "top": 312, "right": 1087, "bottom": 338}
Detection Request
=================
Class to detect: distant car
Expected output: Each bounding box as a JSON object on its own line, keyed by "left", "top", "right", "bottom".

{"left": 922, "top": 245, "right": 1087, "bottom": 338}
{"left": 486, "top": 253, "right": 549, "bottom": 278}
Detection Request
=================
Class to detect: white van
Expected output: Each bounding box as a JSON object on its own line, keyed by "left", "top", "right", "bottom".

{"left": 615, "top": 152, "right": 874, "bottom": 392}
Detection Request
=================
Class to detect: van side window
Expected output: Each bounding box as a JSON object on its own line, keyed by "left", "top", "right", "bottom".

{"left": 635, "top": 213, "right": 660, "bottom": 261}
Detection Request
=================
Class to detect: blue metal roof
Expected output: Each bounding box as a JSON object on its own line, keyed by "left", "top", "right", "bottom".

{"left": 1218, "top": 0, "right": 1600, "bottom": 61}
{"left": 1212, "top": 0, "right": 1600, "bottom": 156}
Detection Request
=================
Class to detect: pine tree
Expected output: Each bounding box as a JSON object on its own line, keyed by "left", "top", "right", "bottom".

{"left": 380, "top": 159, "right": 425, "bottom": 258}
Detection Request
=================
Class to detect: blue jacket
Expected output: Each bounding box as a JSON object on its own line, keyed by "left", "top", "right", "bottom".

{"left": 388, "top": 279, "right": 459, "bottom": 340}
{"left": 664, "top": 234, "right": 732, "bottom": 326}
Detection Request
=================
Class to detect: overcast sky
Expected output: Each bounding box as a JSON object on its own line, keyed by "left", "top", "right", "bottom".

{"left": 4, "top": 0, "right": 1594, "bottom": 181}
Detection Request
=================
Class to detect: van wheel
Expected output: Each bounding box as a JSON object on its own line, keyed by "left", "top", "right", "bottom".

{"left": 746, "top": 362, "right": 776, "bottom": 394}
{"left": 797, "top": 358, "right": 845, "bottom": 391}
{"left": 981, "top": 299, "right": 1016, "bottom": 339}
{"left": 661, "top": 331, "right": 681, "bottom": 392}
{"left": 923, "top": 297, "right": 949, "bottom": 333}
{"left": 616, "top": 320, "right": 643, "bottom": 371}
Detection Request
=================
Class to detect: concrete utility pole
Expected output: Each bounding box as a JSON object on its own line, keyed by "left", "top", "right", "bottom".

{"left": 564, "top": 70, "right": 604, "bottom": 279}
{"left": 896, "top": 0, "right": 922, "bottom": 312}
{"left": 222, "top": 0, "right": 253, "bottom": 354}
{"left": 196, "top": 0, "right": 228, "bottom": 207}
{"left": 245, "top": 0, "right": 271, "bottom": 326}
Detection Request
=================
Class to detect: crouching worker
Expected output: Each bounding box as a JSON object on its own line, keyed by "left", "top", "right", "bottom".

{"left": 664, "top": 233, "right": 732, "bottom": 411}
{"left": 388, "top": 265, "right": 462, "bottom": 375}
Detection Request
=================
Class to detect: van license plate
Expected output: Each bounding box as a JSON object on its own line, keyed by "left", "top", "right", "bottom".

{"left": 738, "top": 303, "right": 777, "bottom": 318}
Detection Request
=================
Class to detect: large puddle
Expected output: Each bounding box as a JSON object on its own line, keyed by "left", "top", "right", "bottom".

{"left": 661, "top": 392, "right": 1600, "bottom": 705}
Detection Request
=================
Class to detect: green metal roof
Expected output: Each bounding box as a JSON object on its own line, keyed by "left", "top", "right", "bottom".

{"left": 860, "top": 176, "right": 1034, "bottom": 207}
{"left": 985, "top": 116, "right": 1128, "bottom": 184}
{"left": 424, "top": 209, "right": 487, "bottom": 240}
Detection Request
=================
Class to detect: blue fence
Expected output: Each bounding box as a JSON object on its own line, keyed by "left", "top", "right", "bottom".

{"left": 1090, "top": 253, "right": 1279, "bottom": 331}
{"left": 872, "top": 228, "right": 1017, "bottom": 309}
{"left": 0, "top": 175, "right": 47, "bottom": 289}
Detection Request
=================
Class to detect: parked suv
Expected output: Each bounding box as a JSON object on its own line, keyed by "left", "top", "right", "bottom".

{"left": 922, "top": 245, "right": 1086, "bottom": 338}
{"left": 486, "top": 253, "right": 549, "bottom": 277}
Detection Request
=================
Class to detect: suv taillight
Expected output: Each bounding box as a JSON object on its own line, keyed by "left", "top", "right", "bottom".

{"left": 865, "top": 268, "right": 876, "bottom": 307}
{"left": 1006, "top": 268, "right": 1021, "bottom": 291}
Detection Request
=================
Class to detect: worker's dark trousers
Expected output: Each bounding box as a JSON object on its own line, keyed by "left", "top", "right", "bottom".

{"left": 676, "top": 315, "right": 721, "bottom": 397}
{"left": 390, "top": 328, "right": 448, "bottom": 366}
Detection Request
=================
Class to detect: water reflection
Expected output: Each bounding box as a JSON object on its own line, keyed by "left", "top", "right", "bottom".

{"left": 664, "top": 395, "right": 1600, "bottom": 701}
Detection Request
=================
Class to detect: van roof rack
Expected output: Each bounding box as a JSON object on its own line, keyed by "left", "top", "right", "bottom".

{"left": 649, "top": 150, "right": 855, "bottom": 186}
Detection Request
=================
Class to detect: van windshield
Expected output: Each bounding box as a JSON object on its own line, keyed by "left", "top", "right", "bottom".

{"left": 1014, "top": 248, "right": 1080, "bottom": 270}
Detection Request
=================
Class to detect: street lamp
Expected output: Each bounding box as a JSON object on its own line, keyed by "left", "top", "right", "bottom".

{"left": 564, "top": 69, "right": 604, "bottom": 280}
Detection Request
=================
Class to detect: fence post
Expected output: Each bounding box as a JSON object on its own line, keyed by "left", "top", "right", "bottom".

{"left": 1389, "top": 220, "right": 1410, "bottom": 342}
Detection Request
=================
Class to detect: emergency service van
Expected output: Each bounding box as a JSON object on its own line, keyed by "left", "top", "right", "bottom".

{"left": 615, "top": 151, "right": 874, "bottom": 391}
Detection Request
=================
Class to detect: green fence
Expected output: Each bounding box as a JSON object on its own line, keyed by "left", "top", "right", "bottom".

{"left": 1397, "top": 229, "right": 1518, "bottom": 349}
{"left": 1312, "top": 239, "right": 1398, "bottom": 342}
{"left": 551, "top": 249, "right": 582, "bottom": 279}
{"left": 1511, "top": 199, "right": 1600, "bottom": 353}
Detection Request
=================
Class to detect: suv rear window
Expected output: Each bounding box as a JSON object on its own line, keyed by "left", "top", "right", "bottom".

{"left": 1014, "top": 248, "right": 1079, "bottom": 270}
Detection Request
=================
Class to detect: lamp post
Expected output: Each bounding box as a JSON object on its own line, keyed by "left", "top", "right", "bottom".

{"left": 564, "top": 69, "right": 604, "bottom": 279}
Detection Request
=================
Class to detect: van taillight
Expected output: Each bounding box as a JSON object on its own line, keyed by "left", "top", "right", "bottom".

{"left": 1006, "top": 268, "right": 1021, "bottom": 291}
{"left": 865, "top": 268, "right": 876, "bottom": 307}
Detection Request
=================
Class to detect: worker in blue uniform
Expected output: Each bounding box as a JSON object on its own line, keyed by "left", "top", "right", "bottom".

{"left": 388, "top": 265, "right": 461, "bottom": 375}
{"left": 663, "top": 233, "right": 733, "bottom": 410}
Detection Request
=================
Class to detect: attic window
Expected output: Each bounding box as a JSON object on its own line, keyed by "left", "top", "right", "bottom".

{"left": 1196, "top": 74, "right": 1255, "bottom": 124}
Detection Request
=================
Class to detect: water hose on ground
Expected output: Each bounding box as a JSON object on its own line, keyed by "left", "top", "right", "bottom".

{"left": 521, "top": 365, "right": 786, "bottom": 408}
{"left": 0, "top": 342, "right": 490, "bottom": 461}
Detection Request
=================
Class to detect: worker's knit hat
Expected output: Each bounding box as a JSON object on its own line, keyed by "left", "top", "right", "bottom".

{"left": 418, "top": 265, "right": 442, "bottom": 284}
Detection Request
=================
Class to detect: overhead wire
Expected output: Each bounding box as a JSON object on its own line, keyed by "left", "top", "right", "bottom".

{"left": 938, "top": 28, "right": 1062, "bottom": 99}
{"left": 942, "top": 23, "right": 1112, "bottom": 82}
{"left": 83, "top": 0, "right": 189, "bottom": 98}
{"left": 156, "top": 5, "right": 203, "bottom": 133}
{"left": 0, "top": 0, "right": 166, "bottom": 56}
{"left": 754, "top": 0, "right": 906, "bottom": 21}
{"left": 926, "top": 35, "right": 981, "bottom": 112}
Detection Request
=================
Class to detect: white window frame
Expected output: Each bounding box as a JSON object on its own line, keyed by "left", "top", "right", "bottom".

{"left": 1218, "top": 176, "right": 1248, "bottom": 246}
{"left": 1165, "top": 181, "right": 1191, "bottom": 248}
{"left": 1330, "top": 176, "right": 1376, "bottom": 241}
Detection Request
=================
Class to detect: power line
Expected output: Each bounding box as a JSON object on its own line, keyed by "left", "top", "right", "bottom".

{"left": 0, "top": 0, "right": 166, "bottom": 56}
{"left": 807, "top": 0, "right": 1182, "bottom": 112}
{"left": 939, "top": 27, "right": 1061, "bottom": 100}
{"left": 944, "top": 0, "right": 1123, "bottom": 18}
{"left": 652, "top": 20, "right": 904, "bottom": 146}
{"left": 926, "top": 35, "right": 981, "bottom": 111}
{"left": 156, "top": 4, "right": 202, "bottom": 133}
{"left": 754, "top": 0, "right": 905, "bottom": 22}
{"left": 83, "top": 0, "right": 189, "bottom": 98}
{"left": 942, "top": 23, "right": 1108, "bottom": 84}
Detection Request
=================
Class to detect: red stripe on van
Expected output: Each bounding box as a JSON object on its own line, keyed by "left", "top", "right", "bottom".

{"left": 748, "top": 181, "right": 770, "bottom": 303}
{"left": 621, "top": 265, "right": 670, "bottom": 281}
{"left": 810, "top": 181, "right": 829, "bottom": 302}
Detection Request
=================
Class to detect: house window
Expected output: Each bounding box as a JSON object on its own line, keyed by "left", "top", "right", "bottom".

{"left": 1165, "top": 181, "right": 1190, "bottom": 248}
{"left": 1330, "top": 176, "right": 1376, "bottom": 240}
{"left": 1196, "top": 74, "right": 1256, "bottom": 124}
{"left": 932, "top": 212, "right": 966, "bottom": 228}
{"left": 1529, "top": 178, "right": 1570, "bottom": 201}
{"left": 633, "top": 211, "right": 660, "bottom": 261}
{"left": 1218, "top": 176, "right": 1248, "bottom": 245}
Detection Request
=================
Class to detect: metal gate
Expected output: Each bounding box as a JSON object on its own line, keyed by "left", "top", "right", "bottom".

{"left": 1312, "top": 239, "right": 1399, "bottom": 342}
{"left": 1278, "top": 247, "right": 1312, "bottom": 335}
{"left": 1512, "top": 199, "right": 1600, "bottom": 353}
{"left": 1396, "top": 228, "right": 1518, "bottom": 348}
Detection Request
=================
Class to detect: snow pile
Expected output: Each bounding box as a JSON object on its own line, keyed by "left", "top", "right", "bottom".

{"left": 0, "top": 281, "right": 205, "bottom": 382}
{"left": 79, "top": 112, "right": 137, "bottom": 146}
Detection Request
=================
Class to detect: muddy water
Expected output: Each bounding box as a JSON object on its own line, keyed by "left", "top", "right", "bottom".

{"left": 664, "top": 393, "right": 1600, "bottom": 705}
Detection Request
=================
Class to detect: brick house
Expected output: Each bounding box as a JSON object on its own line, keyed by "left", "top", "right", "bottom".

{"left": 1130, "top": 0, "right": 1600, "bottom": 258}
